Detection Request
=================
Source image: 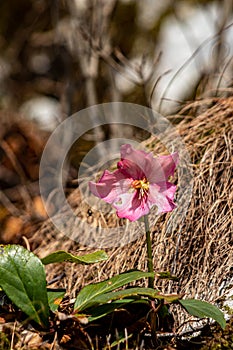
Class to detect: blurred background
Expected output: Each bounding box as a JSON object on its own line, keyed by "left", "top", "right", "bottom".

{"left": 0, "top": 0, "right": 232, "bottom": 242}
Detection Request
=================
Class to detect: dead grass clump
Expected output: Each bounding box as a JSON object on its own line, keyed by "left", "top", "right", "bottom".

{"left": 32, "top": 97, "right": 233, "bottom": 317}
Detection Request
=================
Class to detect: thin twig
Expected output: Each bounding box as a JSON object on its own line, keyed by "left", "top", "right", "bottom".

{"left": 0, "top": 190, "right": 21, "bottom": 216}
{"left": 1, "top": 140, "right": 33, "bottom": 213}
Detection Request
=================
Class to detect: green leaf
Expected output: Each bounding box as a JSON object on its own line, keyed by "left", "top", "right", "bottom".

{"left": 84, "top": 288, "right": 183, "bottom": 323}
{"left": 41, "top": 250, "right": 108, "bottom": 265}
{"left": 110, "top": 333, "right": 133, "bottom": 347}
{"left": 78, "top": 289, "right": 182, "bottom": 322}
{"left": 0, "top": 245, "right": 49, "bottom": 327}
{"left": 88, "top": 288, "right": 182, "bottom": 306}
{"left": 74, "top": 270, "right": 154, "bottom": 312}
{"left": 156, "top": 271, "right": 179, "bottom": 282}
{"left": 179, "top": 299, "right": 226, "bottom": 329}
{"left": 47, "top": 288, "right": 66, "bottom": 312}
{"left": 87, "top": 299, "right": 135, "bottom": 322}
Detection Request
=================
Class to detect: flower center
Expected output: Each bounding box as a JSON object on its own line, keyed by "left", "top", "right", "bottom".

{"left": 131, "top": 178, "right": 149, "bottom": 198}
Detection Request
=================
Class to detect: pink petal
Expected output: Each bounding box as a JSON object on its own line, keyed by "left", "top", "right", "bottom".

{"left": 89, "top": 170, "right": 131, "bottom": 204}
{"left": 148, "top": 182, "right": 177, "bottom": 214}
{"left": 113, "top": 191, "right": 150, "bottom": 221}
{"left": 147, "top": 152, "right": 179, "bottom": 183}
{"left": 89, "top": 144, "right": 179, "bottom": 221}
{"left": 118, "top": 144, "right": 154, "bottom": 179}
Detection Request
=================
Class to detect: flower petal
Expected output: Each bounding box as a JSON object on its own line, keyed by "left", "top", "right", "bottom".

{"left": 148, "top": 182, "right": 177, "bottom": 214}
{"left": 118, "top": 144, "right": 154, "bottom": 179}
{"left": 89, "top": 170, "right": 131, "bottom": 204}
{"left": 147, "top": 152, "right": 179, "bottom": 183}
{"left": 113, "top": 191, "right": 150, "bottom": 221}
{"left": 89, "top": 144, "right": 179, "bottom": 221}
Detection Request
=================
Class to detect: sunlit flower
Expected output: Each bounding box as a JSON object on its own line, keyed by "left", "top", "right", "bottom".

{"left": 89, "top": 144, "right": 179, "bottom": 221}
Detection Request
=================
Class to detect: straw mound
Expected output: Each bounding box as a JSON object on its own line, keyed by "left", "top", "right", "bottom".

{"left": 32, "top": 97, "right": 233, "bottom": 308}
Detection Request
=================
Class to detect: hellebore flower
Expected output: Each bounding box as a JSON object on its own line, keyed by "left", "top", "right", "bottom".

{"left": 89, "top": 144, "right": 179, "bottom": 221}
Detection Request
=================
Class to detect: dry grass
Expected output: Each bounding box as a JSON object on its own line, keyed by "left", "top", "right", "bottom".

{"left": 32, "top": 96, "right": 233, "bottom": 328}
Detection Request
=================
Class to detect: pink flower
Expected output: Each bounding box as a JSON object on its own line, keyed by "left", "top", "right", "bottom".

{"left": 89, "top": 144, "right": 179, "bottom": 221}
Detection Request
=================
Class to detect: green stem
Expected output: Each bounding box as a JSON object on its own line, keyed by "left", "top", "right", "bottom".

{"left": 144, "top": 215, "right": 154, "bottom": 288}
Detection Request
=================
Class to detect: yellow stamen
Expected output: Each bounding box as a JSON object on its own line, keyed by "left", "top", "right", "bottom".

{"left": 131, "top": 178, "right": 149, "bottom": 198}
